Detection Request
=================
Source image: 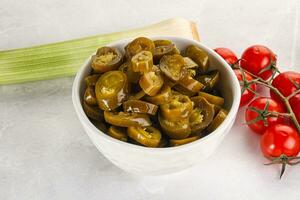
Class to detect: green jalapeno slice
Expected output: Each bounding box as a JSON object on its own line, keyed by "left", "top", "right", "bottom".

{"left": 104, "top": 111, "right": 151, "bottom": 127}
{"left": 92, "top": 47, "right": 123, "bottom": 73}
{"left": 127, "top": 126, "right": 162, "bottom": 147}
{"left": 95, "top": 71, "right": 129, "bottom": 111}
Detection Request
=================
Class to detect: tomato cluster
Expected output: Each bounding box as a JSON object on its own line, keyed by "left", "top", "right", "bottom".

{"left": 214, "top": 46, "right": 300, "bottom": 178}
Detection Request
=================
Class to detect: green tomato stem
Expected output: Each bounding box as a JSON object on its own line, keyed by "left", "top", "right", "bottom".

{"left": 237, "top": 66, "right": 300, "bottom": 133}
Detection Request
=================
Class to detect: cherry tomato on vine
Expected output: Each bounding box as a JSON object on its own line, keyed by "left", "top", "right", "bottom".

{"left": 234, "top": 69, "right": 257, "bottom": 107}
{"left": 245, "top": 97, "right": 286, "bottom": 134}
{"left": 214, "top": 48, "right": 257, "bottom": 107}
{"left": 240, "top": 45, "right": 277, "bottom": 80}
{"left": 260, "top": 124, "right": 300, "bottom": 158}
{"left": 214, "top": 48, "right": 238, "bottom": 65}
{"left": 270, "top": 71, "right": 300, "bottom": 109}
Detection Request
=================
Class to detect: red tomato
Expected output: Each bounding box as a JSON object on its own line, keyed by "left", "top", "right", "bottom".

{"left": 260, "top": 124, "right": 300, "bottom": 158}
{"left": 245, "top": 97, "right": 286, "bottom": 134}
{"left": 240, "top": 45, "right": 276, "bottom": 80}
{"left": 270, "top": 71, "right": 300, "bottom": 109}
{"left": 214, "top": 48, "right": 238, "bottom": 65}
{"left": 234, "top": 69, "right": 257, "bottom": 107}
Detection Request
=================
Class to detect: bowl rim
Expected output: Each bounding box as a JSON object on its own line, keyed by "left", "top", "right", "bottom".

{"left": 72, "top": 36, "right": 241, "bottom": 153}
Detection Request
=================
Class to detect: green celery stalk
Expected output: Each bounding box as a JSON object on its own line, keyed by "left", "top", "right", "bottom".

{"left": 0, "top": 18, "right": 199, "bottom": 85}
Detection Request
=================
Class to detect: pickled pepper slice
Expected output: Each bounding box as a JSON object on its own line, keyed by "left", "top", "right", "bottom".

{"left": 119, "top": 62, "right": 140, "bottom": 83}
{"left": 185, "top": 45, "right": 209, "bottom": 73}
{"left": 108, "top": 126, "right": 128, "bottom": 142}
{"left": 154, "top": 40, "right": 172, "bottom": 46}
{"left": 196, "top": 70, "right": 220, "bottom": 91}
{"left": 131, "top": 50, "right": 153, "bottom": 73}
{"left": 178, "top": 75, "right": 204, "bottom": 93}
{"left": 183, "top": 57, "right": 198, "bottom": 69}
{"left": 95, "top": 71, "right": 129, "bottom": 111}
{"left": 207, "top": 109, "right": 228, "bottom": 132}
{"left": 187, "top": 69, "right": 197, "bottom": 77}
{"left": 160, "top": 94, "right": 193, "bottom": 121}
{"left": 153, "top": 44, "right": 175, "bottom": 63}
{"left": 173, "top": 84, "right": 196, "bottom": 97}
{"left": 128, "top": 90, "right": 146, "bottom": 100}
{"left": 154, "top": 40, "right": 180, "bottom": 54}
{"left": 127, "top": 126, "right": 162, "bottom": 147}
{"left": 92, "top": 120, "right": 107, "bottom": 132}
{"left": 189, "top": 96, "right": 214, "bottom": 134}
{"left": 169, "top": 135, "right": 200, "bottom": 146}
{"left": 198, "top": 91, "right": 224, "bottom": 106}
{"left": 158, "top": 137, "right": 168, "bottom": 148}
{"left": 92, "top": 47, "right": 123, "bottom": 73}
{"left": 123, "top": 100, "right": 158, "bottom": 115}
{"left": 85, "top": 74, "right": 100, "bottom": 86}
{"left": 84, "top": 86, "right": 97, "bottom": 106}
{"left": 158, "top": 114, "right": 191, "bottom": 139}
{"left": 104, "top": 111, "right": 151, "bottom": 127}
{"left": 83, "top": 101, "right": 103, "bottom": 121}
{"left": 139, "top": 65, "right": 164, "bottom": 96}
{"left": 160, "top": 54, "right": 185, "bottom": 81}
{"left": 125, "top": 37, "right": 155, "bottom": 59}
{"left": 212, "top": 104, "right": 222, "bottom": 115}
{"left": 145, "top": 85, "right": 171, "bottom": 105}
{"left": 163, "top": 75, "right": 177, "bottom": 87}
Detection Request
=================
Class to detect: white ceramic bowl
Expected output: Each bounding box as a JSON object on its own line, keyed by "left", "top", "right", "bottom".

{"left": 72, "top": 36, "right": 241, "bottom": 176}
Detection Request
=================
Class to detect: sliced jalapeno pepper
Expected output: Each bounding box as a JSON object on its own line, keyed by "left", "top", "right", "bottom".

{"left": 173, "top": 84, "right": 196, "bottom": 97}
{"left": 158, "top": 114, "right": 191, "bottom": 139}
{"left": 123, "top": 100, "right": 158, "bottom": 115}
{"left": 169, "top": 135, "right": 200, "bottom": 146}
{"left": 95, "top": 71, "right": 129, "bottom": 111}
{"left": 104, "top": 111, "right": 151, "bottom": 127}
{"left": 185, "top": 45, "right": 209, "bottom": 73}
{"left": 196, "top": 70, "right": 220, "bottom": 91}
{"left": 183, "top": 57, "right": 198, "bottom": 78}
{"left": 154, "top": 40, "right": 180, "bottom": 54}
{"left": 127, "top": 126, "right": 162, "bottom": 147}
{"left": 108, "top": 126, "right": 128, "bottom": 142}
{"left": 163, "top": 75, "right": 177, "bottom": 88}
{"left": 154, "top": 40, "right": 172, "bottom": 46}
{"left": 183, "top": 57, "right": 198, "bottom": 69}
{"left": 128, "top": 90, "right": 146, "bottom": 100}
{"left": 160, "top": 54, "right": 185, "bottom": 81}
{"left": 153, "top": 40, "right": 177, "bottom": 64}
{"left": 84, "top": 86, "right": 97, "bottom": 106}
{"left": 83, "top": 101, "right": 103, "bottom": 121}
{"left": 131, "top": 50, "right": 153, "bottom": 73}
{"left": 178, "top": 75, "right": 204, "bottom": 93}
{"left": 198, "top": 91, "right": 224, "bottom": 106}
{"left": 158, "top": 136, "right": 168, "bottom": 147}
{"left": 212, "top": 104, "right": 222, "bottom": 115}
{"left": 128, "top": 138, "right": 143, "bottom": 146}
{"left": 153, "top": 44, "right": 175, "bottom": 63}
{"left": 207, "top": 109, "right": 228, "bottom": 132}
{"left": 187, "top": 69, "right": 197, "bottom": 77}
{"left": 85, "top": 74, "right": 100, "bottom": 86}
{"left": 139, "top": 65, "right": 164, "bottom": 96}
{"left": 119, "top": 62, "right": 140, "bottom": 84}
{"left": 92, "top": 120, "right": 107, "bottom": 132}
{"left": 189, "top": 96, "right": 214, "bottom": 134}
{"left": 92, "top": 47, "right": 123, "bottom": 73}
{"left": 125, "top": 37, "right": 155, "bottom": 59}
{"left": 160, "top": 94, "right": 193, "bottom": 121}
{"left": 145, "top": 85, "right": 171, "bottom": 105}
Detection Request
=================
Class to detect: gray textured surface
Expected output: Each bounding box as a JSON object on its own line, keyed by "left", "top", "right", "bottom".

{"left": 1, "top": 0, "right": 300, "bottom": 199}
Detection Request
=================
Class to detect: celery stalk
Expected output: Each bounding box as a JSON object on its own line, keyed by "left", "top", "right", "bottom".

{"left": 0, "top": 18, "right": 199, "bottom": 85}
